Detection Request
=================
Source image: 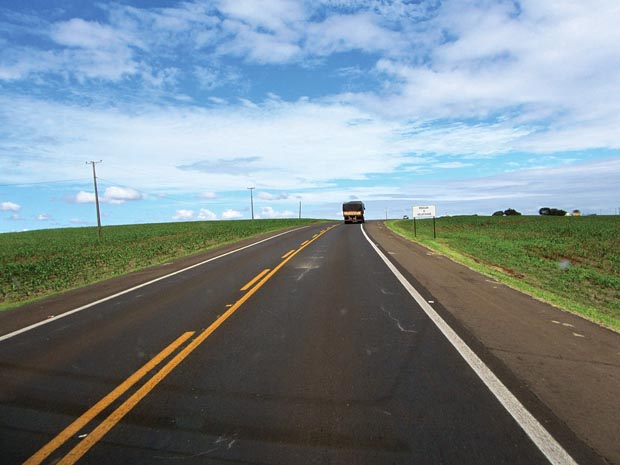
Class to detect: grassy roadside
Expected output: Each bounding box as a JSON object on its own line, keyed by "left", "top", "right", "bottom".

{"left": 386, "top": 216, "right": 620, "bottom": 331}
{"left": 0, "top": 219, "right": 327, "bottom": 310}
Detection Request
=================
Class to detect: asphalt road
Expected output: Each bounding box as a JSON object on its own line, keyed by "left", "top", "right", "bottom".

{"left": 0, "top": 222, "right": 599, "bottom": 464}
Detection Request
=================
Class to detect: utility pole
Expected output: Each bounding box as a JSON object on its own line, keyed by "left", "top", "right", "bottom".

{"left": 299, "top": 200, "right": 302, "bottom": 219}
{"left": 86, "top": 160, "right": 103, "bottom": 238}
{"left": 247, "top": 187, "right": 255, "bottom": 220}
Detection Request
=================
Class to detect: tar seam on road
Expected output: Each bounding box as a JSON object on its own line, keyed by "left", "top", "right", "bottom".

{"left": 360, "top": 224, "right": 579, "bottom": 465}
{"left": 24, "top": 225, "right": 337, "bottom": 465}
{"left": 0, "top": 226, "right": 310, "bottom": 343}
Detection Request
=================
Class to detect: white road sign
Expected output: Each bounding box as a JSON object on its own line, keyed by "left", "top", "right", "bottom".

{"left": 413, "top": 205, "right": 436, "bottom": 217}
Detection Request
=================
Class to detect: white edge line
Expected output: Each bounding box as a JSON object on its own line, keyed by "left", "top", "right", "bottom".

{"left": 0, "top": 226, "right": 308, "bottom": 343}
{"left": 360, "top": 225, "right": 578, "bottom": 465}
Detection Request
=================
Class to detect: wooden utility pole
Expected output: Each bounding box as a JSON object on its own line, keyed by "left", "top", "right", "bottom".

{"left": 247, "top": 187, "right": 255, "bottom": 220}
{"left": 87, "top": 160, "right": 102, "bottom": 238}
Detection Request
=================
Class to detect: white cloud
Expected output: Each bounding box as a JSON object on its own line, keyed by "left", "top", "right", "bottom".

{"left": 1, "top": 201, "right": 21, "bottom": 212}
{"left": 357, "top": 1, "right": 620, "bottom": 131}
{"left": 222, "top": 209, "right": 243, "bottom": 219}
{"left": 0, "top": 19, "right": 140, "bottom": 82}
{"left": 258, "top": 191, "right": 289, "bottom": 201}
{"left": 197, "top": 208, "right": 217, "bottom": 220}
{"left": 172, "top": 209, "right": 194, "bottom": 220}
{"left": 215, "top": 0, "right": 305, "bottom": 64}
{"left": 103, "top": 186, "right": 144, "bottom": 204}
{"left": 3, "top": 0, "right": 618, "bottom": 135}
{"left": 306, "top": 11, "right": 404, "bottom": 57}
{"left": 3, "top": 90, "right": 616, "bottom": 203}
{"left": 171, "top": 208, "right": 216, "bottom": 221}
{"left": 70, "top": 187, "right": 144, "bottom": 204}
{"left": 217, "top": 0, "right": 305, "bottom": 33}
{"left": 50, "top": 18, "right": 132, "bottom": 50}
{"left": 74, "top": 191, "right": 96, "bottom": 203}
{"left": 2, "top": 96, "right": 414, "bottom": 191}
{"left": 198, "top": 192, "right": 218, "bottom": 199}
{"left": 217, "top": 20, "right": 302, "bottom": 64}
{"left": 256, "top": 206, "right": 295, "bottom": 219}
{"left": 36, "top": 213, "right": 53, "bottom": 221}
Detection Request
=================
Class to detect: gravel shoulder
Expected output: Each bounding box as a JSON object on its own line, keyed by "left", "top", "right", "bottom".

{"left": 365, "top": 220, "right": 620, "bottom": 465}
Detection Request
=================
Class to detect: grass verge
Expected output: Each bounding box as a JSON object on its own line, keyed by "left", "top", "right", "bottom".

{"left": 386, "top": 216, "right": 620, "bottom": 331}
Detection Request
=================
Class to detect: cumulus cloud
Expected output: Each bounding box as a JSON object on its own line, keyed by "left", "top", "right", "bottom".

{"left": 36, "top": 213, "right": 53, "bottom": 221}
{"left": 172, "top": 208, "right": 217, "bottom": 221}
{"left": 74, "top": 191, "right": 96, "bottom": 203}
{"left": 358, "top": 1, "right": 620, "bottom": 129}
{"left": 1, "top": 201, "right": 21, "bottom": 212}
{"left": 172, "top": 209, "right": 194, "bottom": 220}
{"left": 197, "top": 208, "right": 217, "bottom": 220}
{"left": 102, "top": 186, "right": 144, "bottom": 204}
{"left": 222, "top": 209, "right": 243, "bottom": 219}
{"left": 70, "top": 187, "right": 144, "bottom": 204}
{"left": 257, "top": 206, "right": 295, "bottom": 219}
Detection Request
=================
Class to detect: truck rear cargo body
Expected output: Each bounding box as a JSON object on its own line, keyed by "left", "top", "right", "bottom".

{"left": 342, "top": 201, "right": 365, "bottom": 224}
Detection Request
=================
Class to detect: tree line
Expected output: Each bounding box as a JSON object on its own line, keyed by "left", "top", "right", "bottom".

{"left": 492, "top": 207, "right": 580, "bottom": 216}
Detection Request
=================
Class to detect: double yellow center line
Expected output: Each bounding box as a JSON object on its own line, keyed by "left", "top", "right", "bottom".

{"left": 25, "top": 225, "right": 336, "bottom": 465}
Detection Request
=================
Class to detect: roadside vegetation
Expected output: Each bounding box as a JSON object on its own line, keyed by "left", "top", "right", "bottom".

{"left": 0, "top": 219, "right": 324, "bottom": 309}
{"left": 387, "top": 215, "right": 620, "bottom": 330}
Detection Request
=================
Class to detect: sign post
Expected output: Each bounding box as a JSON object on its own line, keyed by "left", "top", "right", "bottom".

{"left": 412, "top": 205, "right": 437, "bottom": 239}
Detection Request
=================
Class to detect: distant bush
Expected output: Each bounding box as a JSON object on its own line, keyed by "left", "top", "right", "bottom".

{"left": 492, "top": 210, "right": 504, "bottom": 216}
{"left": 504, "top": 208, "right": 522, "bottom": 216}
{"left": 539, "top": 207, "right": 567, "bottom": 216}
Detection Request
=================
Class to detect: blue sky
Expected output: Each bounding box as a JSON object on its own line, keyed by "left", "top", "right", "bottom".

{"left": 1, "top": 0, "right": 619, "bottom": 232}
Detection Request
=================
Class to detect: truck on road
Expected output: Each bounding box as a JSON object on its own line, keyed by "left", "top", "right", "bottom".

{"left": 342, "top": 201, "right": 365, "bottom": 224}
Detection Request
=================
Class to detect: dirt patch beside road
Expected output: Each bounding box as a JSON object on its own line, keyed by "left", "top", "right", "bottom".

{"left": 366, "top": 221, "right": 620, "bottom": 465}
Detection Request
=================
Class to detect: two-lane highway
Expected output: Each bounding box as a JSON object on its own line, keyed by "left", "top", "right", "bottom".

{"left": 1, "top": 223, "right": 577, "bottom": 464}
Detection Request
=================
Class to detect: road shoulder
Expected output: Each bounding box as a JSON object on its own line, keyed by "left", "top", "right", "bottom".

{"left": 365, "top": 220, "right": 620, "bottom": 465}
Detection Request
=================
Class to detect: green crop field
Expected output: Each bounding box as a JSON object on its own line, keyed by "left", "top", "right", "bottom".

{"left": 387, "top": 215, "right": 620, "bottom": 330}
{"left": 0, "top": 219, "right": 325, "bottom": 309}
